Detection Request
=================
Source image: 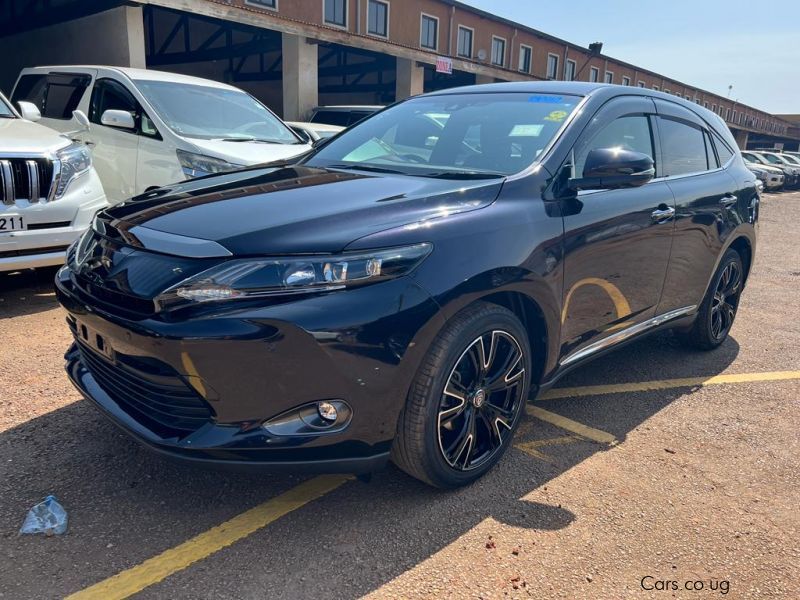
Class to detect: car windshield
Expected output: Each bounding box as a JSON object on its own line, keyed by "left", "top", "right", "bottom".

{"left": 307, "top": 92, "right": 581, "bottom": 178}
{"left": 777, "top": 154, "right": 800, "bottom": 165}
{"left": 760, "top": 154, "right": 783, "bottom": 164}
{"left": 135, "top": 80, "right": 301, "bottom": 144}
{"left": 0, "top": 95, "right": 14, "bottom": 117}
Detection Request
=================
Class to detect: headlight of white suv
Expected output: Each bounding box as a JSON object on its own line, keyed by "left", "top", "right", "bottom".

{"left": 155, "top": 243, "right": 433, "bottom": 309}
{"left": 54, "top": 143, "right": 92, "bottom": 199}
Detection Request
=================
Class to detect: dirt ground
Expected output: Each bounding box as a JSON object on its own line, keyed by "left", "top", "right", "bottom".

{"left": 0, "top": 191, "right": 798, "bottom": 599}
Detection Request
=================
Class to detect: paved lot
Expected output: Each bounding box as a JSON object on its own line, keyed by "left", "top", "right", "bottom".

{"left": 1, "top": 191, "right": 798, "bottom": 600}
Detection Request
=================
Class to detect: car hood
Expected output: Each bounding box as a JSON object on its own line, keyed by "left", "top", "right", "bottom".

{"left": 99, "top": 165, "right": 503, "bottom": 256}
{"left": 0, "top": 118, "right": 71, "bottom": 154}
{"left": 185, "top": 137, "right": 312, "bottom": 166}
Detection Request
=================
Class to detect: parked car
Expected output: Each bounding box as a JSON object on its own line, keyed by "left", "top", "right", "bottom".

{"left": 285, "top": 121, "right": 344, "bottom": 143}
{"left": 56, "top": 82, "right": 757, "bottom": 488}
{"left": 742, "top": 151, "right": 799, "bottom": 188}
{"left": 0, "top": 92, "right": 106, "bottom": 273}
{"left": 11, "top": 66, "right": 312, "bottom": 204}
{"left": 307, "top": 105, "right": 383, "bottom": 127}
{"left": 745, "top": 161, "right": 784, "bottom": 190}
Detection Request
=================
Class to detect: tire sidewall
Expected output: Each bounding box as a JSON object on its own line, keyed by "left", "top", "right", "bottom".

{"left": 699, "top": 249, "right": 743, "bottom": 345}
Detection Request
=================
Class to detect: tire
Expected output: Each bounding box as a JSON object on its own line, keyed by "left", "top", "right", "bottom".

{"left": 678, "top": 249, "right": 743, "bottom": 350}
{"left": 391, "top": 302, "right": 532, "bottom": 488}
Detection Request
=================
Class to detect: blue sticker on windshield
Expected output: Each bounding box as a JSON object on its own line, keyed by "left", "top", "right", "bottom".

{"left": 528, "top": 95, "right": 564, "bottom": 103}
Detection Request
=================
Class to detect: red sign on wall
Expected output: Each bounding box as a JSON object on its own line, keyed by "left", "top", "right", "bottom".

{"left": 435, "top": 56, "right": 453, "bottom": 75}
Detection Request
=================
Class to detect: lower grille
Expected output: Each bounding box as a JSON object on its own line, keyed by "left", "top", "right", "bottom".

{"left": 1, "top": 157, "right": 54, "bottom": 205}
{"left": 75, "top": 339, "right": 214, "bottom": 438}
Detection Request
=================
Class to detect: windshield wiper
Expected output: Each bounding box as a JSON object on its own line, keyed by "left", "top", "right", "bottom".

{"left": 327, "top": 164, "right": 407, "bottom": 175}
{"left": 418, "top": 171, "right": 506, "bottom": 180}
{"left": 214, "top": 137, "right": 284, "bottom": 144}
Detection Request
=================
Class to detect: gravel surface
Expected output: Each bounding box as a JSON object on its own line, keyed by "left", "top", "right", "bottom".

{"left": 0, "top": 191, "right": 798, "bottom": 599}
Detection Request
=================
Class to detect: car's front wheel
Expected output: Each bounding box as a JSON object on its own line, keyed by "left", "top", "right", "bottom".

{"left": 392, "top": 302, "right": 531, "bottom": 488}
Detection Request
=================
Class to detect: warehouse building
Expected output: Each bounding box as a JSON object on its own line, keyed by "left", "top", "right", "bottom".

{"left": 0, "top": 0, "right": 797, "bottom": 150}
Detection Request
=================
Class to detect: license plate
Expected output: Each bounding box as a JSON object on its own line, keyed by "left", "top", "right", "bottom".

{"left": 0, "top": 215, "right": 26, "bottom": 233}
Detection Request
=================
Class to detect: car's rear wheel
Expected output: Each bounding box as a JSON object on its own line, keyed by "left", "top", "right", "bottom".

{"left": 678, "top": 248, "right": 743, "bottom": 350}
{"left": 392, "top": 302, "right": 531, "bottom": 488}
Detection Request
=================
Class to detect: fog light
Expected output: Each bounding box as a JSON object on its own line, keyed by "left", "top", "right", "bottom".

{"left": 317, "top": 401, "right": 338, "bottom": 422}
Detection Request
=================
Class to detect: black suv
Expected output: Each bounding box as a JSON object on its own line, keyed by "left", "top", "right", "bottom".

{"left": 56, "top": 82, "right": 758, "bottom": 488}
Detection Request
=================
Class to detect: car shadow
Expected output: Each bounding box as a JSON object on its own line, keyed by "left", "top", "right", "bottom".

{"left": 0, "top": 332, "right": 739, "bottom": 598}
{"left": 0, "top": 267, "right": 61, "bottom": 319}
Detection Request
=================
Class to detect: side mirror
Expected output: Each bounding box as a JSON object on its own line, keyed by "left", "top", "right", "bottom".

{"left": 100, "top": 109, "right": 136, "bottom": 130}
{"left": 17, "top": 101, "right": 41, "bottom": 122}
{"left": 569, "top": 148, "right": 655, "bottom": 191}
{"left": 72, "top": 109, "right": 90, "bottom": 131}
{"left": 291, "top": 127, "right": 313, "bottom": 144}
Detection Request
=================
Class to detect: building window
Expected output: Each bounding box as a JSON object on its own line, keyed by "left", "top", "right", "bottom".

{"left": 323, "top": 0, "right": 346, "bottom": 27}
{"left": 589, "top": 67, "right": 599, "bottom": 82}
{"left": 491, "top": 36, "right": 506, "bottom": 67}
{"left": 518, "top": 44, "right": 532, "bottom": 73}
{"left": 711, "top": 104, "right": 716, "bottom": 113}
{"left": 604, "top": 71, "right": 614, "bottom": 84}
{"left": 637, "top": 80, "right": 645, "bottom": 88}
{"left": 664, "top": 88, "right": 670, "bottom": 94}
{"left": 420, "top": 14, "right": 438, "bottom": 50}
{"left": 456, "top": 26, "right": 473, "bottom": 58}
{"left": 621, "top": 76, "right": 631, "bottom": 85}
{"left": 547, "top": 54, "right": 559, "bottom": 79}
{"left": 564, "top": 59, "right": 576, "bottom": 81}
{"left": 367, "top": 0, "right": 388, "bottom": 37}
{"left": 246, "top": 0, "right": 277, "bottom": 9}
{"left": 725, "top": 108, "right": 730, "bottom": 121}
{"left": 704, "top": 101, "right": 708, "bottom": 108}
{"left": 732, "top": 110, "right": 736, "bottom": 123}
{"left": 652, "top": 85, "right": 659, "bottom": 91}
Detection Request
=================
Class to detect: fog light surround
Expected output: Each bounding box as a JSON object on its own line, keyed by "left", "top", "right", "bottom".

{"left": 262, "top": 400, "right": 352, "bottom": 436}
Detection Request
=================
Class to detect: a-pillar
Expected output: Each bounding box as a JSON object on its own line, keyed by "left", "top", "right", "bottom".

{"left": 281, "top": 33, "right": 318, "bottom": 121}
{"left": 396, "top": 57, "right": 424, "bottom": 101}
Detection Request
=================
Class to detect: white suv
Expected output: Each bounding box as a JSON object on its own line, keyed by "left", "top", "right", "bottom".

{"left": 0, "top": 92, "right": 106, "bottom": 272}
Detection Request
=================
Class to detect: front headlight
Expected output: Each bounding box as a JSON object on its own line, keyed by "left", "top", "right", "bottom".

{"left": 177, "top": 149, "right": 243, "bottom": 178}
{"left": 54, "top": 143, "right": 92, "bottom": 199}
{"left": 156, "top": 243, "right": 432, "bottom": 308}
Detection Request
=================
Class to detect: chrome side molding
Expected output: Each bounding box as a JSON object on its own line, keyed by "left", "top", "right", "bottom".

{"left": 560, "top": 305, "right": 697, "bottom": 367}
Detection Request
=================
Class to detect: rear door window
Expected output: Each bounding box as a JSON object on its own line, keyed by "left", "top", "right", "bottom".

{"left": 12, "top": 72, "right": 90, "bottom": 119}
{"left": 657, "top": 117, "right": 709, "bottom": 176}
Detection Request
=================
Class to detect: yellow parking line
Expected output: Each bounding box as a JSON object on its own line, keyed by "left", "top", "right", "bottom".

{"left": 515, "top": 435, "right": 580, "bottom": 462}
{"left": 538, "top": 370, "right": 800, "bottom": 401}
{"left": 66, "top": 475, "right": 352, "bottom": 600}
{"left": 526, "top": 406, "right": 618, "bottom": 445}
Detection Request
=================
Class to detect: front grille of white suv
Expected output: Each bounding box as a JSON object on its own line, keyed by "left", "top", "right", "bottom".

{"left": 0, "top": 157, "right": 55, "bottom": 205}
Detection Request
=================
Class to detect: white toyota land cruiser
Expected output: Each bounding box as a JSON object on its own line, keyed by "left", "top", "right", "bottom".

{"left": 0, "top": 92, "right": 106, "bottom": 273}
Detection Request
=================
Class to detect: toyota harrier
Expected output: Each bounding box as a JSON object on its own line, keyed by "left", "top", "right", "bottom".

{"left": 56, "top": 82, "right": 758, "bottom": 488}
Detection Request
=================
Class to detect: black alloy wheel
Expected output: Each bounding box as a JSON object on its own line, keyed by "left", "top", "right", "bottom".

{"left": 392, "top": 302, "right": 531, "bottom": 488}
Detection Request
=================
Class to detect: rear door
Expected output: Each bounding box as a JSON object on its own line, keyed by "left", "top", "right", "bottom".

{"left": 558, "top": 96, "right": 676, "bottom": 363}
{"left": 653, "top": 99, "right": 742, "bottom": 314}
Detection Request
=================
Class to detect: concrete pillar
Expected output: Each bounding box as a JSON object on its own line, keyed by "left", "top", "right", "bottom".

{"left": 123, "top": 6, "right": 146, "bottom": 69}
{"left": 475, "top": 74, "right": 497, "bottom": 85}
{"left": 733, "top": 129, "right": 749, "bottom": 150}
{"left": 395, "top": 57, "right": 424, "bottom": 101}
{"left": 281, "top": 33, "right": 318, "bottom": 121}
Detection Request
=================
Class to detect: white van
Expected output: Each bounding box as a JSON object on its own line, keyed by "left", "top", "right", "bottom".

{"left": 11, "top": 67, "right": 312, "bottom": 204}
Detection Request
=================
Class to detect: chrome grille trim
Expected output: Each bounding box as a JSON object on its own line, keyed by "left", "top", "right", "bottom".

{"left": 0, "top": 160, "right": 13, "bottom": 205}
{"left": 26, "top": 160, "right": 40, "bottom": 202}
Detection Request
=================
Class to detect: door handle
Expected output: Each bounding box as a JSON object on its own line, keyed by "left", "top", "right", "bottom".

{"left": 720, "top": 194, "right": 738, "bottom": 208}
{"left": 651, "top": 206, "right": 675, "bottom": 221}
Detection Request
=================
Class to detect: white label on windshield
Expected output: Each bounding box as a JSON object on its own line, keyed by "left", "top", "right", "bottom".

{"left": 509, "top": 124, "right": 544, "bottom": 137}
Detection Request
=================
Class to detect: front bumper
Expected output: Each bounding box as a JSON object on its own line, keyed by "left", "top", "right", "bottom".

{"left": 56, "top": 269, "right": 444, "bottom": 473}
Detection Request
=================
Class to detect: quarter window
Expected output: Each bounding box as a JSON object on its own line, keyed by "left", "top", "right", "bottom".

{"left": 456, "top": 26, "right": 473, "bottom": 58}
{"left": 519, "top": 45, "right": 532, "bottom": 73}
{"left": 712, "top": 132, "right": 735, "bottom": 165}
{"left": 547, "top": 54, "right": 559, "bottom": 79}
{"left": 658, "top": 117, "right": 710, "bottom": 176}
{"left": 367, "top": 0, "right": 388, "bottom": 37}
{"left": 420, "top": 14, "right": 438, "bottom": 50}
{"left": 491, "top": 37, "right": 506, "bottom": 67}
{"left": 324, "top": 0, "right": 346, "bottom": 27}
{"left": 575, "top": 115, "right": 654, "bottom": 178}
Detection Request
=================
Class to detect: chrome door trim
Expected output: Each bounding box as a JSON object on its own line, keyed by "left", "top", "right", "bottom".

{"left": 560, "top": 305, "right": 697, "bottom": 367}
